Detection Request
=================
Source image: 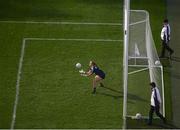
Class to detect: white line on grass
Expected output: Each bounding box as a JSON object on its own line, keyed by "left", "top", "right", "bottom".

{"left": 24, "top": 38, "right": 123, "bottom": 42}
{"left": 129, "top": 19, "right": 147, "bottom": 26}
{"left": 11, "top": 39, "right": 26, "bottom": 129}
{"left": 11, "top": 37, "right": 122, "bottom": 129}
{"left": 0, "top": 21, "right": 122, "bottom": 26}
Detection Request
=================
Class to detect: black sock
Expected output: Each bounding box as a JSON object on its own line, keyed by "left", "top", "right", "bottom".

{"left": 92, "top": 88, "right": 96, "bottom": 93}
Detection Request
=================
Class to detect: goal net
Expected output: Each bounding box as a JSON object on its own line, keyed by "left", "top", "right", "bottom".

{"left": 124, "top": 10, "right": 165, "bottom": 120}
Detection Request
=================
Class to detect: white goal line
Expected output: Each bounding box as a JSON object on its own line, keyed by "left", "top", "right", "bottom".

{"left": 0, "top": 20, "right": 122, "bottom": 26}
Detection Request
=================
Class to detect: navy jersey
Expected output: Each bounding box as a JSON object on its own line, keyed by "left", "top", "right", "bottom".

{"left": 91, "top": 66, "right": 105, "bottom": 79}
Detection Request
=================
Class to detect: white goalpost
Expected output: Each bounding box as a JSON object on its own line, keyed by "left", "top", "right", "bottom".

{"left": 123, "top": 0, "right": 165, "bottom": 128}
{"left": 123, "top": 0, "right": 129, "bottom": 128}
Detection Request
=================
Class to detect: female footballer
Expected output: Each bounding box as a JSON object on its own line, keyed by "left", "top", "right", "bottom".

{"left": 80, "top": 61, "right": 105, "bottom": 94}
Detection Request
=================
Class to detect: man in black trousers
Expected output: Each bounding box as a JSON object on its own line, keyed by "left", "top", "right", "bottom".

{"left": 148, "top": 82, "right": 166, "bottom": 125}
{"left": 160, "top": 19, "right": 174, "bottom": 58}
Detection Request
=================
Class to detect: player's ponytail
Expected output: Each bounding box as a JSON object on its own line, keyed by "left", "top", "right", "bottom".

{"left": 88, "top": 61, "right": 97, "bottom": 70}
{"left": 91, "top": 61, "right": 97, "bottom": 66}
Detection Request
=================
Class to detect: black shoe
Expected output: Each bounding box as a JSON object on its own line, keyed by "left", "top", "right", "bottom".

{"left": 100, "top": 83, "right": 104, "bottom": 87}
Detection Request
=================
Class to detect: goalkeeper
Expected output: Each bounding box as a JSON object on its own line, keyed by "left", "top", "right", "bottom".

{"left": 79, "top": 61, "right": 105, "bottom": 94}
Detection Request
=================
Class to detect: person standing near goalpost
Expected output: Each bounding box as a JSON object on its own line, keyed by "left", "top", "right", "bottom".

{"left": 148, "top": 82, "right": 166, "bottom": 125}
{"left": 160, "top": 19, "right": 174, "bottom": 58}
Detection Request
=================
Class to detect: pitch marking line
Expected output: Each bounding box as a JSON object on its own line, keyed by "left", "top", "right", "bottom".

{"left": 11, "top": 39, "right": 26, "bottom": 129}
{"left": 11, "top": 37, "right": 123, "bottom": 129}
{"left": 0, "top": 21, "right": 122, "bottom": 26}
{"left": 24, "top": 38, "right": 123, "bottom": 42}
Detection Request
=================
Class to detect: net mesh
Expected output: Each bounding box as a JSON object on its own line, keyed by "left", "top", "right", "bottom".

{"left": 127, "top": 10, "right": 164, "bottom": 117}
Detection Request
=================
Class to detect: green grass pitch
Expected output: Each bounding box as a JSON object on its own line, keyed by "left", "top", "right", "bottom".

{"left": 0, "top": 0, "right": 172, "bottom": 129}
{"left": 16, "top": 40, "right": 123, "bottom": 128}
{"left": 0, "top": 22, "right": 123, "bottom": 128}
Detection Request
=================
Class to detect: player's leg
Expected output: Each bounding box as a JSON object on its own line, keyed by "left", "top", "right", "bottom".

{"left": 165, "top": 43, "right": 174, "bottom": 58}
{"left": 92, "top": 75, "right": 103, "bottom": 94}
{"left": 160, "top": 42, "right": 166, "bottom": 58}
{"left": 99, "top": 74, "right": 105, "bottom": 87}
{"left": 155, "top": 105, "right": 166, "bottom": 123}
{"left": 148, "top": 105, "right": 155, "bottom": 125}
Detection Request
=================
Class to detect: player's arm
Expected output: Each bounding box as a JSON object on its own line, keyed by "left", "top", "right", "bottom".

{"left": 85, "top": 69, "right": 93, "bottom": 76}
{"left": 161, "top": 27, "right": 165, "bottom": 40}
{"left": 161, "top": 27, "right": 167, "bottom": 42}
{"left": 79, "top": 69, "right": 93, "bottom": 77}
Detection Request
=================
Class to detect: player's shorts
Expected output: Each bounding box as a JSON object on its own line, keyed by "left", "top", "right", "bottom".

{"left": 98, "top": 73, "right": 105, "bottom": 79}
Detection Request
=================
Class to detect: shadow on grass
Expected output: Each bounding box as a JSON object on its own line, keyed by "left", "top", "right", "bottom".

{"left": 127, "top": 92, "right": 148, "bottom": 102}
{"left": 127, "top": 117, "right": 179, "bottom": 129}
{"left": 154, "top": 122, "right": 179, "bottom": 129}
{"left": 160, "top": 56, "right": 180, "bottom": 68}
{"left": 96, "top": 91, "right": 123, "bottom": 99}
{"left": 171, "top": 72, "right": 180, "bottom": 80}
{"left": 171, "top": 56, "right": 180, "bottom": 62}
{"left": 100, "top": 85, "right": 122, "bottom": 94}
{"left": 160, "top": 57, "right": 172, "bottom": 67}
{"left": 98, "top": 86, "right": 148, "bottom": 103}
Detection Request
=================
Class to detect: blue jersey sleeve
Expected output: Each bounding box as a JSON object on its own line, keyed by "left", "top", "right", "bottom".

{"left": 90, "top": 66, "right": 105, "bottom": 79}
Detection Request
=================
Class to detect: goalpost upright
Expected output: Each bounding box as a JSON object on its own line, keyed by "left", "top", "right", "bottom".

{"left": 123, "top": 0, "right": 130, "bottom": 128}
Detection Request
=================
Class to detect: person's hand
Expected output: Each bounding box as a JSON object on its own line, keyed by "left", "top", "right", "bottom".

{"left": 80, "top": 73, "right": 87, "bottom": 77}
{"left": 79, "top": 69, "right": 85, "bottom": 74}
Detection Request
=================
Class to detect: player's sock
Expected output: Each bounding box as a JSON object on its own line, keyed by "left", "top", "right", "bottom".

{"left": 92, "top": 88, "right": 96, "bottom": 94}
